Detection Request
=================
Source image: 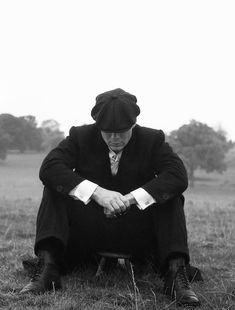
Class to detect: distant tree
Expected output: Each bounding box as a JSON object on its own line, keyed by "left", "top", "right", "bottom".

{"left": 0, "top": 114, "right": 25, "bottom": 152}
{"left": 0, "top": 130, "right": 10, "bottom": 160}
{"left": 0, "top": 113, "right": 43, "bottom": 153}
{"left": 225, "top": 143, "right": 235, "bottom": 168}
{"left": 19, "top": 115, "right": 43, "bottom": 151}
{"left": 0, "top": 114, "right": 41, "bottom": 152}
{"left": 168, "top": 120, "right": 232, "bottom": 187}
{"left": 40, "top": 119, "right": 64, "bottom": 151}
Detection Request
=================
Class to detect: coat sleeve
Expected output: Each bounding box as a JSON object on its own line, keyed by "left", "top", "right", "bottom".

{"left": 39, "top": 126, "right": 85, "bottom": 195}
{"left": 142, "top": 130, "right": 188, "bottom": 204}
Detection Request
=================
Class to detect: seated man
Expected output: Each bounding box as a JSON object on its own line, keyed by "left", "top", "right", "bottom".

{"left": 20, "top": 88, "right": 200, "bottom": 307}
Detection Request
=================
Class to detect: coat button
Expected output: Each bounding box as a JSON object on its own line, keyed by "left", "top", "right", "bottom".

{"left": 56, "top": 185, "right": 63, "bottom": 192}
{"left": 162, "top": 193, "right": 169, "bottom": 200}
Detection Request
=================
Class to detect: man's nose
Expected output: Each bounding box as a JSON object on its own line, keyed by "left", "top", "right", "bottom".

{"left": 110, "top": 133, "right": 120, "bottom": 139}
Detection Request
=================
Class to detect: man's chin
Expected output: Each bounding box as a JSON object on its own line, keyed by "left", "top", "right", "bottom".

{"left": 109, "top": 145, "right": 124, "bottom": 152}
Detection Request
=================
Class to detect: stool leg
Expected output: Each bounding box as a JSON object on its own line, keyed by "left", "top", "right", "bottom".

{"left": 125, "top": 259, "right": 138, "bottom": 293}
{"left": 125, "top": 259, "right": 132, "bottom": 277}
{"left": 95, "top": 256, "right": 106, "bottom": 278}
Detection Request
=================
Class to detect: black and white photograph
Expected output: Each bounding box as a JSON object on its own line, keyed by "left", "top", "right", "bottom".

{"left": 0, "top": 1, "right": 234, "bottom": 309}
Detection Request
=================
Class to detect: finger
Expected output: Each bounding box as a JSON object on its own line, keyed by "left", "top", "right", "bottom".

{"left": 104, "top": 204, "right": 116, "bottom": 214}
{"left": 110, "top": 201, "right": 123, "bottom": 214}
{"left": 105, "top": 200, "right": 117, "bottom": 211}
{"left": 117, "top": 198, "right": 130, "bottom": 212}
{"left": 104, "top": 208, "right": 116, "bottom": 218}
{"left": 119, "top": 196, "right": 130, "bottom": 209}
{"left": 116, "top": 199, "right": 127, "bottom": 212}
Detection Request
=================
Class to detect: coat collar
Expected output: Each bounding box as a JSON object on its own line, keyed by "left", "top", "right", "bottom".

{"left": 94, "top": 125, "right": 139, "bottom": 177}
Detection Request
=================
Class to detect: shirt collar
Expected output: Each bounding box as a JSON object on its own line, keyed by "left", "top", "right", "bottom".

{"left": 108, "top": 148, "right": 123, "bottom": 162}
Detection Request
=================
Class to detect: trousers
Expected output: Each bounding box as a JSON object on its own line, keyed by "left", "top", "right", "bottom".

{"left": 35, "top": 188, "right": 189, "bottom": 270}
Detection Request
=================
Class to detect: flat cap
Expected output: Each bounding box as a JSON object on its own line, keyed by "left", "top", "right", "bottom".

{"left": 91, "top": 88, "right": 140, "bottom": 132}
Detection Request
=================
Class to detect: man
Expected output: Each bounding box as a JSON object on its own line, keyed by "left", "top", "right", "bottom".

{"left": 20, "top": 88, "right": 200, "bottom": 307}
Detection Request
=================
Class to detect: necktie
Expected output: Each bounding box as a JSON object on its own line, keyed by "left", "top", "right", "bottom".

{"left": 110, "top": 151, "right": 121, "bottom": 175}
{"left": 105, "top": 150, "right": 122, "bottom": 217}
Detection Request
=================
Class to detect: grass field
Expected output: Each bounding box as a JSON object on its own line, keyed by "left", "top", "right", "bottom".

{"left": 0, "top": 153, "right": 234, "bottom": 310}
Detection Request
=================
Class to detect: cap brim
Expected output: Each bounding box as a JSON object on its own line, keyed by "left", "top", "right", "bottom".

{"left": 97, "top": 124, "right": 134, "bottom": 133}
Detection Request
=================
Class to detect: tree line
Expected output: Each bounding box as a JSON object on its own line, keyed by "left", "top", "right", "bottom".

{"left": 167, "top": 120, "right": 233, "bottom": 186}
{"left": 0, "top": 114, "right": 233, "bottom": 186}
{"left": 0, "top": 113, "right": 64, "bottom": 159}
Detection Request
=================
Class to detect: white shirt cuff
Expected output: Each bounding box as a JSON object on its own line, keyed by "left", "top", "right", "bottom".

{"left": 69, "top": 180, "right": 98, "bottom": 205}
{"left": 131, "top": 188, "right": 156, "bottom": 210}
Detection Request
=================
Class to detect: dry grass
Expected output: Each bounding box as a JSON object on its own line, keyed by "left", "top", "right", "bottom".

{"left": 0, "top": 153, "right": 234, "bottom": 309}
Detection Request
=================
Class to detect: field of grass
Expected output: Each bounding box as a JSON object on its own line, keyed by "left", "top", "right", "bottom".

{"left": 0, "top": 153, "right": 234, "bottom": 309}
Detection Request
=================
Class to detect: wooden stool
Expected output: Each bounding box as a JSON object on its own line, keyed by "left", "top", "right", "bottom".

{"left": 95, "top": 252, "right": 132, "bottom": 278}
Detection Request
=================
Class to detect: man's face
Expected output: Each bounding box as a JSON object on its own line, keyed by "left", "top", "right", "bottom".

{"left": 101, "top": 125, "right": 135, "bottom": 153}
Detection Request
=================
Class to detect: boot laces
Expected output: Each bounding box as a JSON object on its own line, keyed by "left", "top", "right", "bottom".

{"left": 30, "top": 270, "right": 42, "bottom": 282}
{"left": 176, "top": 266, "right": 190, "bottom": 289}
{"left": 30, "top": 260, "right": 44, "bottom": 282}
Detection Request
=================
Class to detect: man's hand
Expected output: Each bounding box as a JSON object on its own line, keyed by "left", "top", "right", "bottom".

{"left": 91, "top": 186, "right": 130, "bottom": 216}
{"left": 124, "top": 193, "right": 137, "bottom": 205}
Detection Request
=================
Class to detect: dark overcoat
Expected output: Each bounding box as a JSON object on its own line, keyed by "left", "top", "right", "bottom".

{"left": 39, "top": 124, "right": 188, "bottom": 204}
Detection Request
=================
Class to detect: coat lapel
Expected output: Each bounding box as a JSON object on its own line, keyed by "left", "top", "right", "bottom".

{"left": 115, "top": 128, "right": 140, "bottom": 178}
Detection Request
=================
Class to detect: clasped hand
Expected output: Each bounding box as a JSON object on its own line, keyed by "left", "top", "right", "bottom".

{"left": 91, "top": 186, "right": 133, "bottom": 217}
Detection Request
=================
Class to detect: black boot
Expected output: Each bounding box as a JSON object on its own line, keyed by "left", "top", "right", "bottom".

{"left": 164, "top": 257, "right": 200, "bottom": 307}
{"left": 20, "top": 250, "right": 62, "bottom": 294}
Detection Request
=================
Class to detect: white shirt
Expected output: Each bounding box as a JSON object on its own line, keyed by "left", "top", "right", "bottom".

{"left": 69, "top": 149, "right": 156, "bottom": 210}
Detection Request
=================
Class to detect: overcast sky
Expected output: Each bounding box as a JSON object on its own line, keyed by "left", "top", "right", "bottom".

{"left": 0, "top": 0, "right": 234, "bottom": 140}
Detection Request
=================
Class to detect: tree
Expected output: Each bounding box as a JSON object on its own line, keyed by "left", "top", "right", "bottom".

{"left": 0, "top": 114, "right": 65, "bottom": 154}
{"left": 19, "top": 115, "right": 43, "bottom": 151}
{"left": 40, "top": 119, "right": 65, "bottom": 151}
{"left": 168, "top": 120, "right": 232, "bottom": 187}
{"left": 0, "top": 131, "right": 10, "bottom": 160}
{"left": 0, "top": 114, "right": 43, "bottom": 153}
{"left": 0, "top": 114, "right": 25, "bottom": 151}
